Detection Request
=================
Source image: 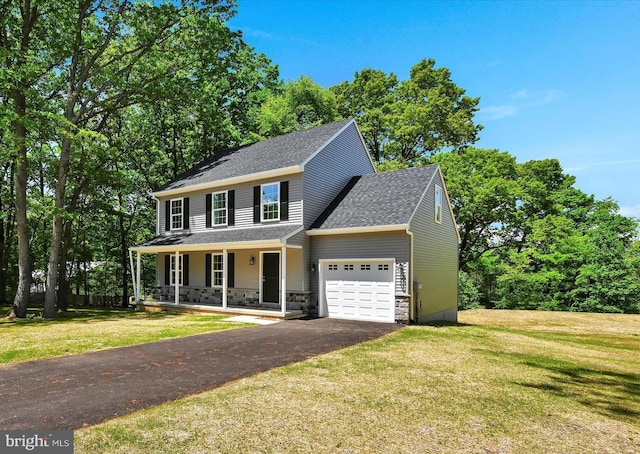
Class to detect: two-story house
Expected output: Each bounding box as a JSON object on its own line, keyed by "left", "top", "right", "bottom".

{"left": 130, "top": 119, "right": 460, "bottom": 323}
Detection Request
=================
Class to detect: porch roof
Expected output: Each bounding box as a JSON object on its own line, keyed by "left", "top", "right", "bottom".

{"left": 131, "top": 224, "right": 304, "bottom": 253}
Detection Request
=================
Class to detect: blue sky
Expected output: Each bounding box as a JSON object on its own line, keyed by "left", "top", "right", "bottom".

{"left": 230, "top": 0, "right": 639, "bottom": 217}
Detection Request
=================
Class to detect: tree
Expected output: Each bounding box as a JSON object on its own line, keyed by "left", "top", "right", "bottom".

{"left": 257, "top": 76, "right": 338, "bottom": 137}
{"left": 41, "top": 0, "right": 236, "bottom": 317}
{"left": 333, "top": 59, "right": 482, "bottom": 166}
{"left": 428, "top": 148, "right": 521, "bottom": 271}
{"left": 332, "top": 69, "right": 397, "bottom": 162}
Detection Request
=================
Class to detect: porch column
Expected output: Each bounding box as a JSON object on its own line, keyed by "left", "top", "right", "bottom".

{"left": 136, "top": 251, "right": 141, "bottom": 303}
{"left": 174, "top": 250, "right": 180, "bottom": 305}
{"left": 129, "top": 249, "right": 137, "bottom": 302}
{"left": 281, "top": 246, "right": 287, "bottom": 316}
{"left": 222, "top": 248, "right": 228, "bottom": 309}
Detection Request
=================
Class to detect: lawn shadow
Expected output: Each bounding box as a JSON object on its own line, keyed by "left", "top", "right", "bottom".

{"left": 519, "top": 354, "right": 640, "bottom": 423}
{"left": 1, "top": 306, "right": 184, "bottom": 325}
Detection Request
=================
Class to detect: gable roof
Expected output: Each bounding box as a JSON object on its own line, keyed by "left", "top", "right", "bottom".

{"left": 155, "top": 119, "right": 354, "bottom": 196}
{"left": 309, "top": 165, "right": 439, "bottom": 232}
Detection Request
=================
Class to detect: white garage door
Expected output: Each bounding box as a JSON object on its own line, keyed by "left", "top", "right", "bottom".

{"left": 322, "top": 260, "right": 395, "bottom": 323}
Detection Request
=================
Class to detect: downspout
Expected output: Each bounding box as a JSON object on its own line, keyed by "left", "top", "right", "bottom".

{"left": 406, "top": 229, "right": 415, "bottom": 324}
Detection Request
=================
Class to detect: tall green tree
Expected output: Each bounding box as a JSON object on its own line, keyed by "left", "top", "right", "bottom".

{"left": 257, "top": 76, "right": 338, "bottom": 137}
{"left": 333, "top": 59, "right": 482, "bottom": 166}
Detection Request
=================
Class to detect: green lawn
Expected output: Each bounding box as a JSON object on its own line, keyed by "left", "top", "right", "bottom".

{"left": 0, "top": 306, "right": 249, "bottom": 363}
{"left": 73, "top": 310, "right": 640, "bottom": 453}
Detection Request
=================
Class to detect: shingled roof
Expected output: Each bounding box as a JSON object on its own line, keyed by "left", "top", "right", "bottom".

{"left": 156, "top": 119, "right": 353, "bottom": 193}
{"left": 310, "top": 165, "right": 439, "bottom": 230}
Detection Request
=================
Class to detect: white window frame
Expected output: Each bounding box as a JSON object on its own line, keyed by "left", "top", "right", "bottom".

{"left": 435, "top": 185, "right": 442, "bottom": 224}
{"left": 212, "top": 191, "right": 228, "bottom": 226}
{"left": 170, "top": 254, "right": 183, "bottom": 286}
{"left": 212, "top": 253, "right": 224, "bottom": 287}
{"left": 261, "top": 182, "right": 280, "bottom": 222}
{"left": 170, "top": 197, "right": 184, "bottom": 231}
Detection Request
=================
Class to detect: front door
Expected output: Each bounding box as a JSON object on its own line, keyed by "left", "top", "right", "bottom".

{"left": 262, "top": 252, "right": 280, "bottom": 303}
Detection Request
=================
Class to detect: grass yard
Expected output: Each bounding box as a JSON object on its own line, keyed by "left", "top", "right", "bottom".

{"left": 0, "top": 307, "right": 249, "bottom": 363}
{"left": 75, "top": 309, "right": 640, "bottom": 454}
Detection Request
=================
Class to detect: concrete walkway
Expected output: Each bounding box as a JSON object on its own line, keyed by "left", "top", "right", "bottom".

{"left": 0, "top": 318, "right": 401, "bottom": 430}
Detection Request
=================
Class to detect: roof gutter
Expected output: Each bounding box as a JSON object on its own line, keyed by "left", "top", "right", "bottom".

{"left": 305, "top": 224, "right": 408, "bottom": 236}
{"left": 153, "top": 165, "right": 303, "bottom": 198}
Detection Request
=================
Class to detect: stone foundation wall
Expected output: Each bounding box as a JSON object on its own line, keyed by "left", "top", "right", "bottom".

{"left": 395, "top": 295, "right": 410, "bottom": 324}
{"left": 154, "top": 286, "right": 312, "bottom": 312}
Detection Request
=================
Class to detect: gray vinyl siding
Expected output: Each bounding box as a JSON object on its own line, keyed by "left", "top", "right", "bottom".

{"left": 408, "top": 170, "right": 459, "bottom": 322}
{"left": 309, "top": 231, "right": 410, "bottom": 298}
{"left": 156, "top": 248, "right": 305, "bottom": 292}
{"left": 157, "top": 174, "right": 303, "bottom": 235}
{"left": 303, "top": 122, "right": 376, "bottom": 228}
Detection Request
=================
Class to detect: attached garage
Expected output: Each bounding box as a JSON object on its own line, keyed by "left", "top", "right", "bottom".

{"left": 320, "top": 259, "right": 395, "bottom": 323}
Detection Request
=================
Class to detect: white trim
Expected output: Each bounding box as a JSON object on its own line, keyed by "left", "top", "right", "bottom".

{"left": 260, "top": 182, "right": 280, "bottom": 222}
{"left": 136, "top": 251, "right": 141, "bottom": 303}
{"left": 211, "top": 253, "right": 225, "bottom": 288}
{"left": 318, "top": 258, "right": 396, "bottom": 322}
{"left": 281, "top": 246, "right": 287, "bottom": 317}
{"left": 212, "top": 190, "right": 228, "bottom": 227}
{"left": 169, "top": 197, "right": 184, "bottom": 231}
{"left": 306, "top": 224, "right": 407, "bottom": 236}
{"left": 435, "top": 184, "right": 443, "bottom": 224}
{"left": 260, "top": 251, "right": 280, "bottom": 304}
{"left": 153, "top": 166, "right": 302, "bottom": 198}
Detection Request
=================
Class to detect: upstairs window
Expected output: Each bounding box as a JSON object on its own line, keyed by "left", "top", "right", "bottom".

{"left": 171, "top": 198, "right": 183, "bottom": 230}
{"left": 261, "top": 183, "right": 279, "bottom": 221}
{"left": 435, "top": 185, "right": 442, "bottom": 224}
{"left": 212, "top": 191, "right": 227, "bottom": 226}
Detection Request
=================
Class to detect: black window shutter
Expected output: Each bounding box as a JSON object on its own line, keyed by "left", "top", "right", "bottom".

{"left": 253, "top": 186, "right": 260, "bottom": 223}
{"left": 165, "top": 201, "right": 171, "bottom": 231}
{"left": 183, "top": 254, "right": 189, "bottom": 286}
{"left": 205, "top": 194, "right": 212, "bottom": 228}
{"left": 227, "top": 253, "right": 235, "bottom": 288}
{"left": 280, "top": 181, "right": 289, "bottom": 221}
{"left": 164, "top": 255, "right": 170, "bottom": 285}
{"left": 183, "top": 197, "right": 190, "bottom": 229}
{"left": 228, "top": 190, "right": 235, "bottom": 226}
{"left": 205, "top": 253, "right": 212, "bottom": 287}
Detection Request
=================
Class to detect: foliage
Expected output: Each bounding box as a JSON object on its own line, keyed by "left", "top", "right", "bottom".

{"left": 257, "top": 75, "right": 338, "bottom": 137}
{"left": 333, "top": 59, "right": 482, "bottom": 165}
{"left": 458, "top": 270, "right": 481, "bottom": 310}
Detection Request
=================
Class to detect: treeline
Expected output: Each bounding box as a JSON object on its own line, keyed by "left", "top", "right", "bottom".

{"left": 1, "top": 1, "right": 637, "bottom": 318}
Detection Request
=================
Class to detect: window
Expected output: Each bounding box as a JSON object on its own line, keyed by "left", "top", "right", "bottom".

{"left": 170, "top": 255, "right": 183, "bottom": 286}
{"left": 361, "top": 264, "right": 371, "bottom": 271}
{"left": 378, "top": 264, "right": 389, "bottom": 271}
{"left": 435, "top": 185, "right": 442, "bottom": 224}
{"left": 328, "top": 264, "right": 338, "bottom": 271}
{"left": 212, "top": 254, "right": 224, "bottom": 287}
{"left": 212, "top": 191, "right": 227, "bottom": 225}
{"left": 261, "top": 183, "right": 279, "bottom": 221}
{"left": 171, "top": 198, "right": 183, "bottom": 230}
{"left": 343, "top": 264, "right": 354, "bottom": 271}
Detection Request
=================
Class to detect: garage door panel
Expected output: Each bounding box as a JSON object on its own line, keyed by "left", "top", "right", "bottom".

{"left": 323, "top": 260, "right": 395, "bottom": 323}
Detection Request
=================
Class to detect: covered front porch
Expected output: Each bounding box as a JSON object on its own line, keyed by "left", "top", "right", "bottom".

{"left": 129, "top": 225, "right": 312, "bottom": 319}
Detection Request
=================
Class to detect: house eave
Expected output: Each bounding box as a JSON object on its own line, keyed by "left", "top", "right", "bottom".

{"left": 153, "top": 165, "right": 303, "bottom": 198}
{"left": 306, "top": 224, "right": 408, "bottom": 236}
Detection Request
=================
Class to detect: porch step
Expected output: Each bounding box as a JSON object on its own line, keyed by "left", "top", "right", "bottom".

{"left": 136, "top": 301, "right": 305, "bottom": 320}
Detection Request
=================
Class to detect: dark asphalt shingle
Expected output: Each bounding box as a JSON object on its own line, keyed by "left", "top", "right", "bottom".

{"left": 310, "top": 165, "right": 439, "bottom": 230}
{"left": 157, "top": 119, "right": 353, "bottom": 192}
{"left": 137, "top": 224, "right": 303, "bottom": 249}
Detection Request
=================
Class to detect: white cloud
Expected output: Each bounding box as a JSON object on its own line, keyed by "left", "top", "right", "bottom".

{"left": 478, "top": 105, "right": 519, "bottom": 120}
{"left": 481, "top": 89, "right": 563, "bottom": 122}
{"left": 619, "top": 204, "right": 640, "bottom": 218}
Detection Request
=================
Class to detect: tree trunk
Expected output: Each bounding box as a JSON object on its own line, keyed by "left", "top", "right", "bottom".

{"left": 56, "top": 222, "right": 72, "bottom": 312}
{"left": 9, "top": 89, "right": 30, "bottom": 319}
{"left": 43, "top": 137, "right": 73, "bottom": 318}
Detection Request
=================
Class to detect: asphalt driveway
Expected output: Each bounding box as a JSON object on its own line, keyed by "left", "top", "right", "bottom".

{"left": 0, "top": 318, "right": 401, "bottom": 430}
